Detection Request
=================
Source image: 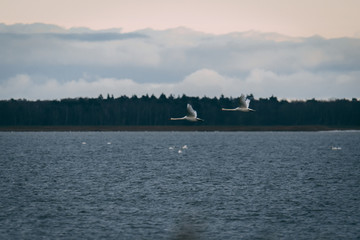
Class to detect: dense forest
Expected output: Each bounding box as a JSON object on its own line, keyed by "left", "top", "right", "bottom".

{"left": 0, "top": 94, "right": 359, "bottom": 127}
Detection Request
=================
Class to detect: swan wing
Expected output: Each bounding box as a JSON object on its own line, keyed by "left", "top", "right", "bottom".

{"left": 187, "top": 104, "right": 197, "bottom": 118}
{"left": 245, "top": 99, "right": 251, "bottom": 108}
{"left": 239, "top": 94, "right": 247, "bottom": 108}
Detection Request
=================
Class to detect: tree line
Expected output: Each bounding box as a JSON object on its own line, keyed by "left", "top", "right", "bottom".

{"left": 0, "top": 94, "right": 359, "bottom": 127}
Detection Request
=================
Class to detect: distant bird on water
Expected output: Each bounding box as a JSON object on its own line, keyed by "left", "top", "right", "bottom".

{"left": 221, "top": 94, "right": 255, "bottom": 112}
{"left": 170, "top": 104, "right": 204, "bottom": 122}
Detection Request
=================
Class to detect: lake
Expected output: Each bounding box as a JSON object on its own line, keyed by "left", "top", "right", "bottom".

{"left": 0, "top": 131, "right": 359, "bottom": 239}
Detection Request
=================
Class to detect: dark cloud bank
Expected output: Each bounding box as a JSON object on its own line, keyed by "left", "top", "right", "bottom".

{"left": 0, "top": 23, "right": 359, "bottom": 100}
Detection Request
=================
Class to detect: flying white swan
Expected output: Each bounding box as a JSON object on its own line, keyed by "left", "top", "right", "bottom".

{"left": 170, "top": 104, "right": 204, "bottom": 122}
{"left": 221, "top": 94, "right": 255, "bottom": 112}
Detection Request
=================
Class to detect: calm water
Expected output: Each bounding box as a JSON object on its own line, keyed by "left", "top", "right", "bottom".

{"left": 0, "top": 131, "right": 359, "bottom": 239}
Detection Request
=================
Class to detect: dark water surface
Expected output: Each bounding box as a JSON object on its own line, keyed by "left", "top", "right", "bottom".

{"left": 1, "top": 131, "right": 359, "bottom": 239}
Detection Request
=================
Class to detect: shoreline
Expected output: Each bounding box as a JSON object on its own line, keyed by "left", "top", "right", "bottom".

{"left": 1, "top": 125, "right": 359, "bottom": 132}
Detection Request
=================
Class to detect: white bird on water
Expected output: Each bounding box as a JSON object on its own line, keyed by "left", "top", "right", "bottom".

{"left": 331, "top": 146, "right": 342, "bottom": 150}
{"left": 170, "top": 104, "right": 204, "bottom": 122}
{"left": 221, "top": 94, "right": 255, "bottom": 112}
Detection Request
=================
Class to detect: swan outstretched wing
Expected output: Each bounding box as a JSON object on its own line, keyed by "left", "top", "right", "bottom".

{"left": 187, "top": 104, "right": 197, "bottom": 118}
{"left": 239, "top": 94, "right": 247, "bottom": 108}
{"left": 245, "top": 99, "right": 251, "bottom": 108}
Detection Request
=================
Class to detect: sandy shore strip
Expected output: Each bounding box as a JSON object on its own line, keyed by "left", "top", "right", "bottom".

{"left": 1, "top": 125, "right": 359, "bottom": 132}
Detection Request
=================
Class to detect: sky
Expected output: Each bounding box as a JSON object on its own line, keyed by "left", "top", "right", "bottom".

{"left": 1, "top": 0, "right": 360, "bottom": 100}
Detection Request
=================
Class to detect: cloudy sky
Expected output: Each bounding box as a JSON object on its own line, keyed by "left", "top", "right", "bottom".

{"left": 1, "top": 0, "right": 360, "bottom": 100}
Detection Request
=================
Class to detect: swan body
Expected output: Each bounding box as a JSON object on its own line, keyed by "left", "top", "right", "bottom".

{"left": 222, "top": 94, "right": 255, "bottom": 112}
{"left": 170, "top": 104, "right": 204, "bottom": 122}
